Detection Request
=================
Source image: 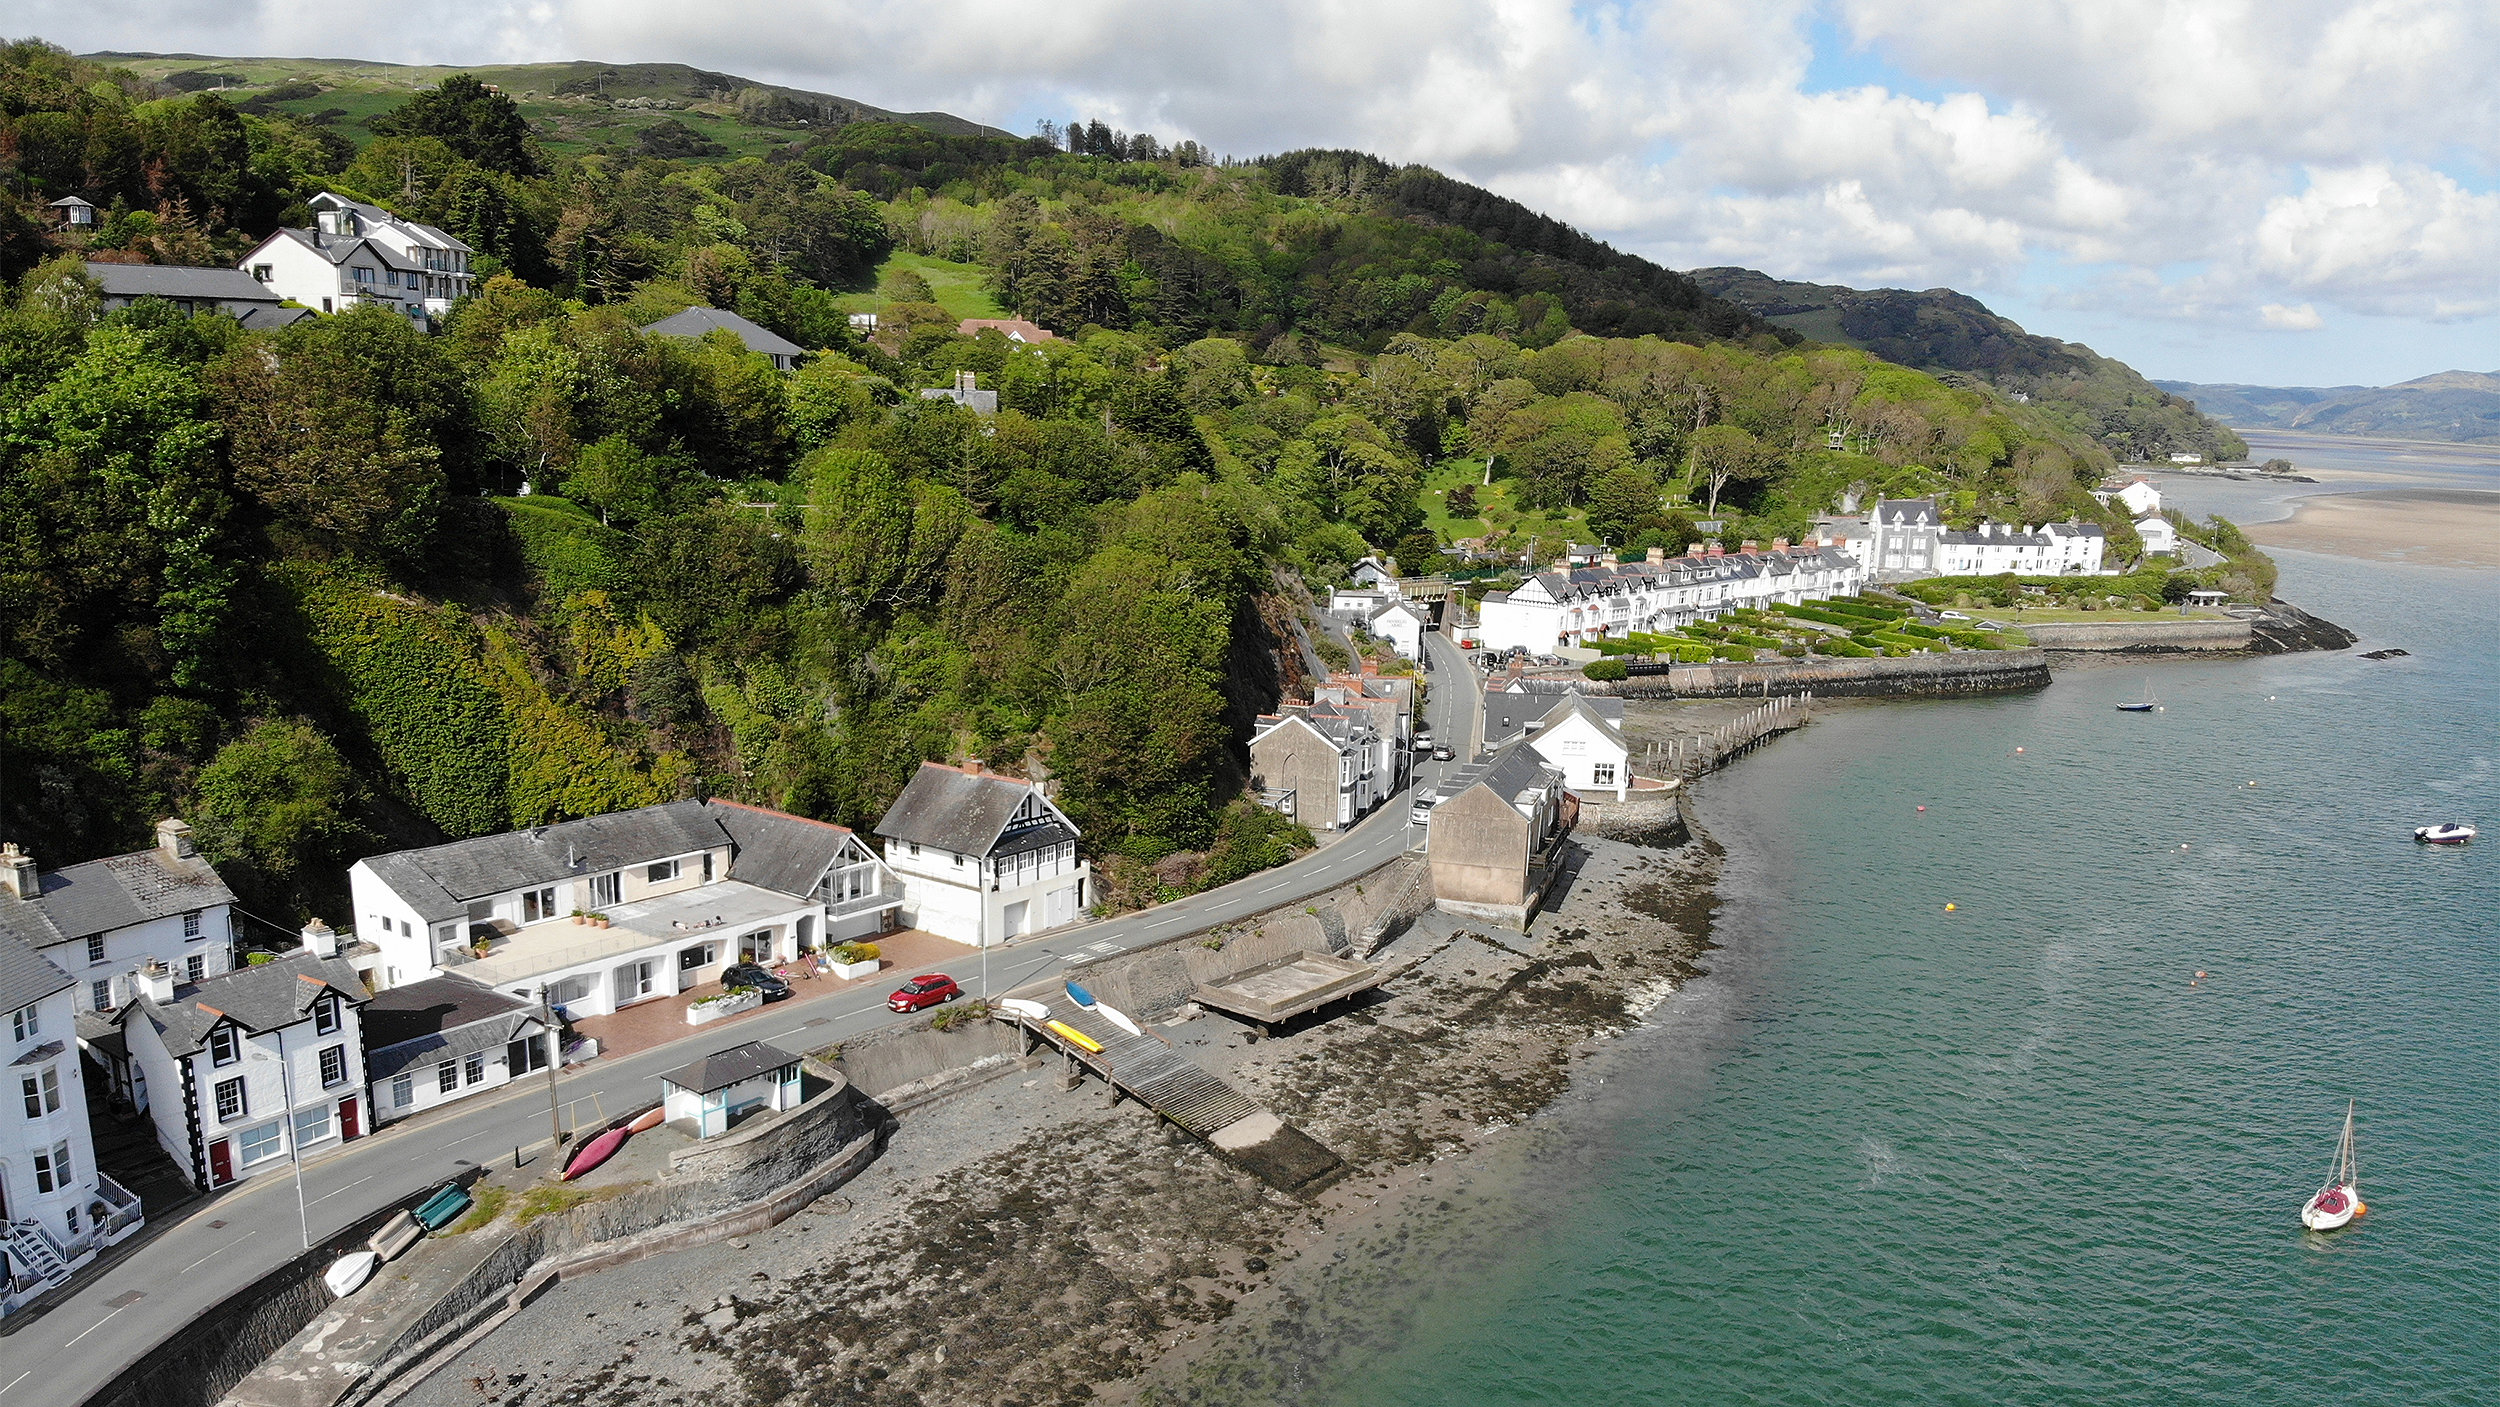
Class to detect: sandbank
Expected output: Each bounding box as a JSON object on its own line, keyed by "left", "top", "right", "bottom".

{"left": 2245, "top": 488, "right": 2500, "bottom": 570}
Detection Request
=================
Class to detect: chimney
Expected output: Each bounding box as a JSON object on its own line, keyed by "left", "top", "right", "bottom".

{"left": 1686, "top": 544, "right": 1703, "bottom": 558}
{"left": 1646, "top": 547, "right": 1666, "bottom": 565}
{"left": 156, "top": 818, "right": 197, "bottom": 863}
{"left": 1772, "top": 537, "right": 1789, "bottom": 551}
{"left": 1707, "top": 542, "right": 1724, "bottom": 557}
{"left": 299, "top": 919, "right": 338, "bottom": 959}
{"left": 956, "top": 370, "right": 976, "bottom": 392}
{"left": 137, "top": 962, "right": 175, "bottom": 1004}
{"left": 1, "top": 843, "right": 36, "bottom": 900}
{"left": 1741, "top": 539, "right": 1759, "bottom": 552}
{"left": 1600, "top": 551, "right": 1620, "bottom": 567}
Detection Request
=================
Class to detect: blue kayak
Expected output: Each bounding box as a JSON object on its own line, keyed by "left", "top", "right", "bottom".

{"left": 1063, "top": 980, "right": 1097, "bottom": 1010}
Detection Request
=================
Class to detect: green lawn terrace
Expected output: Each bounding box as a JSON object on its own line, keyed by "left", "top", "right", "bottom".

{"left": 1893, "top": 567, "right": 2253, "bottom": 617}
{"left": 1582, "top": 599, "right": 2026, "bottom": 671}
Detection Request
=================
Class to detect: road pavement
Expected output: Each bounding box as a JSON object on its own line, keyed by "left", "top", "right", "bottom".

{"left": 0, "top": 636, "right": 1482, "bottom": 1407}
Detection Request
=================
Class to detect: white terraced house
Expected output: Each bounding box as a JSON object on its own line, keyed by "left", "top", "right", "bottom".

{"left": 116, "top": 935, "right": 370, "bottom": 1191}
{"left": 348, "top": 800, "right": 897, "bottom": 1019}
{"left": 1482, "top": 688, "right": 1634, "bottom": 801}
{"left": 0, "top": 821, "right": 245, "bottom": 1111}
{"left": 362, "top": 978, "right": 548, "bottom": 1126}
{"left": 237, "top": 191, "right": 475, "bottom": 326}
{"left": 874, "top": 764, "right": 1091, "bottom": 948}
{"left": 0, "top": 931, "right": 142, "bottom": 1315}
{"left": 1473, "top": 540, "right": 1870, "bottom": 655}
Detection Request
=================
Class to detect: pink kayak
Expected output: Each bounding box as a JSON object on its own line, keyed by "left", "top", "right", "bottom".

{"left": 560, "top": 1125, "right": 629, "bottom": 1181}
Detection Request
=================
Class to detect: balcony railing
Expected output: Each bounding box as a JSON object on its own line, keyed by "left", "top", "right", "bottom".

{"left": 93, "top": 1171, "right": 144, "bottom": 1245}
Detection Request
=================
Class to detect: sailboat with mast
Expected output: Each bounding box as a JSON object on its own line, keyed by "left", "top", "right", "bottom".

{"left": 2300, "top": 1102, "right": 2365, "bottom": 1232}
{"left": 2116, "top": 679, "right": 2161, "bottom": 713}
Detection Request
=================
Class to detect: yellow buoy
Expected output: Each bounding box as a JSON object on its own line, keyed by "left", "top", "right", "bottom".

{"left": 1944, "top": 902, "right": 1957, "bottom": 912}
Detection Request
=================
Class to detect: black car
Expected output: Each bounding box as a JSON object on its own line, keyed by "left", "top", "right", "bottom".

{"left": 720, "top": 962, "right": 794, "bottom": 1002}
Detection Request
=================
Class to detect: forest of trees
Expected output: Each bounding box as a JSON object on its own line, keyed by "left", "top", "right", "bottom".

{"left": 0, "top": 43, "right": 2147, "bottom": 923}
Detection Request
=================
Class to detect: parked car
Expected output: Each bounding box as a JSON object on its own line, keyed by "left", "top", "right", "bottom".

{"left": 1432, "top": 746, "right": 1455, "bottom": 761}
{"left": 720, "top": 962, "right": 793, "bottom": 1002}
{"left": 1938, "top": 610, "right": 1973, "bottom": 622}
{"left": 888, "top": 974, "right": 964, "bottom": 1013}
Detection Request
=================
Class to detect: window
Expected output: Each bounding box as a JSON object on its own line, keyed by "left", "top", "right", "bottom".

{"left": 701, "top": 852, "right": 714, "bottom": 882}
{"left": 251, "top": 263, "right": 273, "bottom": 282}
{"left": 439, "top": 1061, "right": 460, "bottom": 1094}
{"left": 86, "top": 935, "right": 107, "bottom": 966}
{"left": 588, "top": 872, "right": 620, "bottom": 908}
{"left": 92, "top": 979, "right": 113, "bottom": 1011}
{"left": 908, "top": 842, "right": 921, "bottom": 859}
{"left": 391, "top": 1073, "right": 413, "bottom": 1107}
{"left": 238, "top": 1120, "right": 284, "bottom": 1166}
{"left": 679, "top": 942, "right": 717, "bottom": 972}
{"left": 293, "top": 1103, "right": 332, "bottom": 1147}
{"left": 464, "top": 1052, "right": 485, "bottom": 1086}
{"left": 65, "top": 1205, "right": 79, "bottom": 1236}
{"left": 616, "top": 960, "right": 658, "bottom": 1001}
{"left": 209, "top": 1025, "right": 240, "bottom": 1067}
{"left": 23, "top": 1066, "right": 59, "bottom": 1119}
{"left": 186, "top": 953, "right": 206, "bottom": 984}
{"left": 351, "top": 266, "right": 374, "bottom": 284}
{"left": 8, "top": 1005, "right": 34, "bottom": 1041}
{"left": 646, "top": 859, "right": 679, "bottom": 884}
{"left": 950, "top": 851, "right": 962, "bottom": 868}
{"left": 183, "top": 911, "right": 202, "bottom": 938}
{"left": 33, "top": 1142, "right": 69, "bottom": 1192}
{"left": 523, "top": 887, "right": 560, "bottom": 922}
{"left": 1593, "top": 763, "right": 1618, "bottom": 786}
{"left": 384, "top": 269, "right": 400, "bottom": 287}
{"left": 214, "top": 1076, "right": 247, "bottom": 1123}
{"left": 319, "top": 1044, "right": 348, "bottom": 1089}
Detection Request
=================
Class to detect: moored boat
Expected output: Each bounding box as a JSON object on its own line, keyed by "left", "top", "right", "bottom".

{"left": 2116, "top": 679, "right": 2161, "bottom": 713}
{"left": 2414, "top": 821, "right": 2475, "bottom": 845}
{"left": 2301, "top": 1102, "right": 2365, "bottom": 1232}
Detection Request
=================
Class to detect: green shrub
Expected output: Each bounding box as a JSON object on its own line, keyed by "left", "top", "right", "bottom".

{"left": 1582, "top": 658, "right": 1629, "bottom": 681}
{"left": 1713, "top": 644, "right": 1756, "bottom": 662}
{"left": 1812, "top": 637, "right": 1874, "bottom": 657}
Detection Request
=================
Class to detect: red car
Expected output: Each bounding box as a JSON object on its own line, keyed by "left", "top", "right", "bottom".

{"left": 888, "top": 974, "right": 963, "bottom": 1013}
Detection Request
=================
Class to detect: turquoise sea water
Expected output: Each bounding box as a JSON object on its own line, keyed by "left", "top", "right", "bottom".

{"left": 1253, "top": 484, "right": 2500, "bottom": 1403}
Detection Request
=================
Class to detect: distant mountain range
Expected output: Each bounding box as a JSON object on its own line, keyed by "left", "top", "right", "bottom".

{"left": 2152, "top": 372, "right": 2500, "bottom": 444}
{"left": 1691, "top": 267, "right": 2246, "bottom": 464}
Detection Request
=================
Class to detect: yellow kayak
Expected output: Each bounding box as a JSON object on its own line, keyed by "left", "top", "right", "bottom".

{"left": 1045, "top": 1020, "right": 1102, "bottom": 1053}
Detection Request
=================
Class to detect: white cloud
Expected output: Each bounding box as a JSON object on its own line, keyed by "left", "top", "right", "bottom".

{"left": 16, "top": 0, "right": 2500, "bottom": 379}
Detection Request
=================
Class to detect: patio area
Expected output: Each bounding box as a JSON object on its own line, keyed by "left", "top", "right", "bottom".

{"left": 566, "top": 927, "right": 975, "bottom": 1059}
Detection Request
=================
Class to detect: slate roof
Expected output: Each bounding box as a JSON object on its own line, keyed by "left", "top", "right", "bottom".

{"left": 702, "top": 800, "right": 856, "bottom": 900}
{"left": 124, "top": 951, "right": 367, "bottom": 1058}
{"left": 270, "top": 226, "right": 427, "bottom": 273}
{"left": 1481, "top": 690, "right": 1626, "bottom": 747}
{"left": 84, "top": 262, "right": 281, "bottom": 305}
{"left": 309, "top": 192, "right": 468, "bottom": 251}
{"left": 641, "top": 306, "right": 805, "bottom": 359}
{"left": 661, "top": 1039, "right": 799, "bottom": 1095}
{"left": 0, "top": 931, "right": 74, "bottom": 1015}
{"left": 0, "top": 845, "right": 237, "bottom": 950}
{"left": 955, "top": 318, "right": 1056, "bottom": 342}
{"left": 358, "top": 800, "right": 727, "bottom": 923}
{"left": 873, "top": 764, "right": 1071, "bottom": 856}
{"left": 363, "top": 976, "right": 538, "bottom": 1079}
{"left": 1872, "top": 497, "right": 1941, "bottom": 526}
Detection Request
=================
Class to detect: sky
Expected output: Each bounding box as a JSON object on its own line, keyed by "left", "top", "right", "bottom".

{"left": 26, "top": 0, "right": 2500, "bottom": 387}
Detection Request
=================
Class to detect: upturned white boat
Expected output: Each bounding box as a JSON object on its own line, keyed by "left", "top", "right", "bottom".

{"left": 995, "top": 997, "right": 1051, "bottom": 1021}
{"left": 2414, "top": 821, "right": 2476, "bottom": 845}
{"left": 325, "top": 1250, "right": 382, "bottom": 1297}
{"left": 2300, "top": 1102, "right": 2365, "bottom": 1232}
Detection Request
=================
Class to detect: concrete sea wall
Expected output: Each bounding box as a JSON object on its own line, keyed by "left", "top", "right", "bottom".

{"left": 2018, "top": 618, "right": 2254, "bottom": 651}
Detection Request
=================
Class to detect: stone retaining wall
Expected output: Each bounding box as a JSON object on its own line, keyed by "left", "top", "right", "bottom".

{"left": 1610, "top": 649, "right": 2050, "bottom": 699}
{"left": 2018, "top": 618, "right": 2254, "bottom": 651}
{"left": 1575, "top": 785, "right": 1689, "bottom": 845}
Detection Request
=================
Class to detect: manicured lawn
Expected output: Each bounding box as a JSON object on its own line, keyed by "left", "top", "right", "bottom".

{"left": 1419, "top": 457, "right": 1592, "bottom": 544}
{"left": 834, "top": 253, "right": 1008, "bottom": 320}
{"left": 1970, "top": 606, "right": 2235, "bottom": 626}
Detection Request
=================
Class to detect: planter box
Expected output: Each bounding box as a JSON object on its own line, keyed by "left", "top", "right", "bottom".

{"left": 687, "top": 989, "right": 764, "bottom": 1025}
{"left": 828, "top": 958, "right": 880, "bottom": 981}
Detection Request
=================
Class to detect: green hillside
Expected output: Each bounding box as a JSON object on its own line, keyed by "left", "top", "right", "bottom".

{"left": 1693, "top": 267, "right": 2247, "bottom": 465}
{"left": 2155, "top": 371, "right": 2500, "bottom": 443}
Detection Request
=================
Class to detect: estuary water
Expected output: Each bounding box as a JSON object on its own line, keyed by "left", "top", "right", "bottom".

{"left": 1240, "top": 450, "right": 2500, "bottom": 1405}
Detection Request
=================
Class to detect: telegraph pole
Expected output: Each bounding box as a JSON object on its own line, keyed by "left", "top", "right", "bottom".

{"left": 539, "top": 985, "right": 565, "bottom": 1150}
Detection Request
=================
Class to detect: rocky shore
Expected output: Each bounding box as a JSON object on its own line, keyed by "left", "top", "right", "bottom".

{"left": 394, "top": 827, "right": 1722, "bottom": 1407}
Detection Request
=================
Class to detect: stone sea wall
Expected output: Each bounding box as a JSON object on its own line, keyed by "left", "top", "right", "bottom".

{"left": 2018, "top": 618, "right": 2254, "bottom": 651}
{"left": 1607, "top": 649, "right": 2052, "bottom": 699}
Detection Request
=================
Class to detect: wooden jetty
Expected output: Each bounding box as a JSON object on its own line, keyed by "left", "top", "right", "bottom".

{"left": 1637, "top": 691, "right": 1811, "bottom": 780}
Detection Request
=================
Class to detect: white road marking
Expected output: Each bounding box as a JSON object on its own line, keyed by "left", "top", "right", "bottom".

{"left": 61, "top": 1305, "right": 130, "bottom": 1347}
{"left": 0, "top": 1371, "right": 29, "bottom": 1397}
{"left": 181, "top": 1231, "right": 255, "bottom": 1274}
{"left": 306, "top": 1175, "right": 373, "bottom": 1206}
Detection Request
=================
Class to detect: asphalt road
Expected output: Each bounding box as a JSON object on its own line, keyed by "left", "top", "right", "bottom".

{"left": 0, "top": 633, "right": 1482, "bottom": 1407}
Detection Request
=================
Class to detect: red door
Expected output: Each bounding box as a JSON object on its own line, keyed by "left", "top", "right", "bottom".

{"left": 208, "top": 1138, "right": 234, "bottom": 1186}
{"left": 339, "top": 1096, "right": 360, "bottom": 1141}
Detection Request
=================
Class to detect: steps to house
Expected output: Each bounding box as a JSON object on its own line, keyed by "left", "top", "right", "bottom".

{"left": 7, "top": 1219, "right": 73, "bottom": 1285}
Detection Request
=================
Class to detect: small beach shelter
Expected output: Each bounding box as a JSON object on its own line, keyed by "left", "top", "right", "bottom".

{"left": 659, "top": 1039, "right": 802, "bottom": 1138}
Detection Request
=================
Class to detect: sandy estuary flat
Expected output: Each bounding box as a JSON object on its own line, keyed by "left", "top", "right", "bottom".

{"left": 2244, "top": 487, "right": 2500, "bottom": 568}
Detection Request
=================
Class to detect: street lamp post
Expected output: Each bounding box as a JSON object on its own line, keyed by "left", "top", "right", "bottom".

{"left": 539, "top": 985, "right": 565, "bottom": 1151}
{"left": 278, "top": 1037, "right": 310, "bottom": 1250}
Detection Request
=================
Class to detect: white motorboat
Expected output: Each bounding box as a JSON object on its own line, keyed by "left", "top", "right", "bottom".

{"left": 325, "top": 1250, "right": 382, "bottom": 1297}
{"left": 2300, "top": 1103, "right": 2364, "bottom": 1232}
{"left": 2414, "top": 821, "right": 2475, "bottom": 845}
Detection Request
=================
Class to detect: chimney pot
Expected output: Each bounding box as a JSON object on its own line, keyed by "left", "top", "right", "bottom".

{"left": 156, "top": 818, "right": 196, "bottom": 862}
{"left": 1646, "top": 547, "right": 1667, "bottom": 565}
{"left": 1, "top": 842, "right": 36, "bottom": 900}
{"left": 1773, "top": 537, "right": 1789, "bottom": 551}
{"left": 300, "top": 919, "right": 338, "bottom": 959}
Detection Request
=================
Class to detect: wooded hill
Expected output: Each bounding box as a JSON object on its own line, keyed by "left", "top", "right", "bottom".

{"left": 2155, "top": 371, "right": 2500, "bottom": 444}
{"left": 1693, "top": 267, "right": 2247, "bottom": 465}
{"left": 0, "top": 44, "right": 2169, "bottom": 925}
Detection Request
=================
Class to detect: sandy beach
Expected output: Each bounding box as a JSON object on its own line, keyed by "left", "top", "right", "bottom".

{"left": 393, "top": 825, "right": 1721, "bottom": 1407}
{"left": 2244, "top": 488, "right": 2500, "bottom": 569}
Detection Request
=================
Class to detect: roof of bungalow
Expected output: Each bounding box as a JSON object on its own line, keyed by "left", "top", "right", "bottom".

{"left": 640, "top": 306, "right": 806, "bottom": 359}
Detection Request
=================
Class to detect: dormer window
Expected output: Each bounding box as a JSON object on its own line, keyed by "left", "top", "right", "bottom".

{"left": 209, "top": 1025, "right": 240, "bottom": 1067}
{"left": 313, "top": 996, "right": 340, "bottom": 1036}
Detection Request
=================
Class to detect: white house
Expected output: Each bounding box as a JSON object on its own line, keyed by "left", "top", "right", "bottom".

{"left": 1935, "top": 522, "right": 2059, "bottom": 577}
{"left": 0, "top": 931, "right": 142, "bottom": 1313}
{"left": 1365, "top": 599, "right": 1431, "bottom": 661}
{"left": 2136, "top": 515, "right": 2180, "bottom": 556}
{"left": 1349, "top": 556, "right": 1399, "bottom": 592}
{"left": 2043, "top": 522, "right": 2110, "bottom": 575}
{"left": 362, "top": 977, "right": 547, "bottom": 1126}
{"left": 117, "top": 939, "right": 370, "bottom": 1191}
{"left": 237, "top": 192, "right": 474, "bottom": 325}
{"left": 1483, "top": 689, "right": 1632, "bottom": 800}
{"left": 0, "top": 822, "right": 249, "bottom": 1113}
{"left": 348, "top": 799, "right": 897, "bottom": 1018}
{"left": 659, "top": 1040, "right": 802, "bottom": 1139}
{"left": 2097, "top": 478, "right": 2163, "bottom": 517}
{"left": 2168, "top": 451, "right": 2204, "bottom": 465}
{"left": 874, "top": 764, "right": 1090, "bottom": 948}
{"left": 1474, "top": 540, "right": 1868, "bottom": 654}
